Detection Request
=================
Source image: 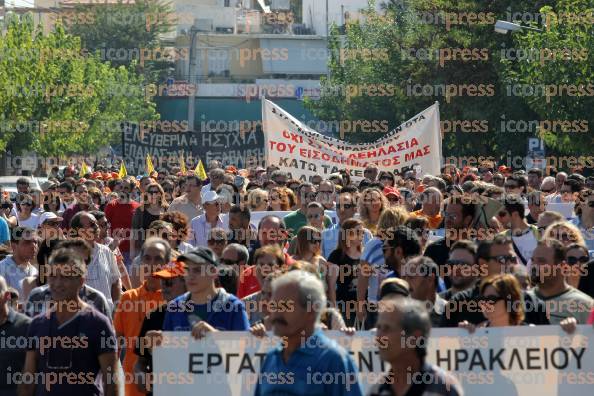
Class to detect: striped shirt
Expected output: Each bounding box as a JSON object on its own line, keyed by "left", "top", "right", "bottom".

{"left": 86, "top": 243, "right": 120, "bottom": 310}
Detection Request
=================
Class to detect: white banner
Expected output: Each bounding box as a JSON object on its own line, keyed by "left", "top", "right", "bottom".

{"left": 153, "top": 325, "right": 594, "bottom": 396}
{"left": 262, "top": 99, "right": 442, "bottom": 182}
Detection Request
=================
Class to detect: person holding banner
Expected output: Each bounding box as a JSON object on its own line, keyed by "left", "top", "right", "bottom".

{"left": 370, "top": 298, "right": 463, "bottom": 396}
{"left": 254, "top": 270, "right": 363, "bottom": 396}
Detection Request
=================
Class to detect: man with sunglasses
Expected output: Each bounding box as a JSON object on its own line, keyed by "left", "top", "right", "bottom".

{"left": 441, "top": 235, "right": 549, "bottom": 327}
{"left": 322, "top": 188, "right": 372, "bottom": 259}
{"left": 70, "top": 211, "right": 122, "bottom": 309}
{"left": 497, "top": 194, "right": 539, "bottom": 266}
{"left": 283, "top": 183, "right": 332, "bottom": 237}
{"left": 133, "top": 260, "right": 188, "bottom": 395}
{"left": 529, "top": 239, "right": 593, "bottom": 324}
{"left": 105, "top": 178, "right": 140, "bottom": 269}
{"left": 113, "top": 237, "right": 169, "bottom": 396}
{"left": 19, "top": 248, "right": 119, "bottom": 396}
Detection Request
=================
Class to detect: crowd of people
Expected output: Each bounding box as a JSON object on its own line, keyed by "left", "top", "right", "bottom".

{"left": 0, "top": 160, "right": 593, "bottom": 395}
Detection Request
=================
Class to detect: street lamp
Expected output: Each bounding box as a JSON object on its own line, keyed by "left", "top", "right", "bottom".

{"left": 187, "top": 19, "right": 200, "bottom": 133}
{"left": 494, "top": 20, "right": 543, "bottom": 34}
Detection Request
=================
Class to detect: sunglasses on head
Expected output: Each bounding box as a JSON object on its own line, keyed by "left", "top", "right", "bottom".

{"left": 567, "top": 256, "right": 589, "bottom": 265}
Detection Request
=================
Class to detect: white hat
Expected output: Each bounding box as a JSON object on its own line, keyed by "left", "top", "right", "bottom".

{"left": 39, "top": 211, "right": 63, "bottom": 224}
{"left": 202, "top": 190, "right": 220, "bottom": 204}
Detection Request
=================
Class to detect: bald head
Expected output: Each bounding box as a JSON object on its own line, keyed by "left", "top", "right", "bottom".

{"left": 421, "top": 187, "right": 443, "bottom": 216}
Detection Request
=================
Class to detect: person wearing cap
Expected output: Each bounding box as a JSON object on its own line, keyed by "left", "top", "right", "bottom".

{"left": 0, "top": 227, "right": 38, "bottom": 297}
{"left": 383, "top": 187, "right": 401, "bottom": 206}
{"left": 190, "top": 190, "right": 229, "bottom": 248}
{"left": 162, "top": 247, "right": 250, "bottom": 333}
{"left": 133, "top": 260, "right": 188, "bottom": 395}
{"left": 113, "top": 237, "right": 170, "bottom": 396}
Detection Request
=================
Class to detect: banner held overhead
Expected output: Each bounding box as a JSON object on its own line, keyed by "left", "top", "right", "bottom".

{"left": 262, "top": 99, "right": 442, "bottom": 182}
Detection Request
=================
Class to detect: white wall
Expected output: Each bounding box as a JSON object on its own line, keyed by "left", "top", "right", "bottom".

{"left": 301, "top": 0, "right": 383, "bottom": 36}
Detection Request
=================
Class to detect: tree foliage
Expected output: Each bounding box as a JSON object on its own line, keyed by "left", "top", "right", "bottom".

{"left": 500, "top": 0, "right": 594, "bottom": 155}
{"left": 305, "top": 0, "right": 577, "bottom": 163}
{"left": 0, "top": 13, "right": 158, "bottom": 157}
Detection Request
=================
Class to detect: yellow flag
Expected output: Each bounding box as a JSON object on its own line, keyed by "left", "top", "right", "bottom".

{"left": 194, "top": 159, "right": 207, "bottom": 180}
{"left": 118, "top": 161, "right": 127, "bottom": 179}
{"left": 79, "top": 162, "right": 89, "bottom": 178}
{"left": 146, "top": 154, "right": 155, "bottom": 175}
{"left": 180, "top": 153, "right": 187, "bottom": 174}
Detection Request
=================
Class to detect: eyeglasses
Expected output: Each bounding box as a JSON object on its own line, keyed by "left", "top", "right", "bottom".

{"left": 208, "top": 239, "right": 226, "bottom": 245}
{"left": 489, "top": 255, "right": 518, "bottom": 265}
{"left": 567, "top": 256, "right": 589, "bottom": 265}
{"left": 338, "top": 203, "right": 356, "bottom": 210}
{"left": 219, "top": 258, "right": 239, "bottom": 265}
{"left": 311, "top": 239, "right": 321, "bottom": 244}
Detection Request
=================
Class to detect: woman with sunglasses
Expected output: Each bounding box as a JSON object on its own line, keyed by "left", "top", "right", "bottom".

{"left": 130, "top": 182, "right": 169, "bottom": 261}
{"left": 305, "top": 202, "right": 326, "bottom": 231}
{"left": 459, "top": 274, "right": 526, "bottom": 330}
{"left": 10, "top": 193, "right": 40, "bottom": 229}
{"left": 267, "top": 187, "right": 291, "bottom": 211}
{"left": 327, "top": 219, "right": 364, "bottom": 326}
{"left": 359, "top": 188, "right": 388, "bottom": 235}
{"left": 247, "top": 188, "right": 269, "bottom": 212}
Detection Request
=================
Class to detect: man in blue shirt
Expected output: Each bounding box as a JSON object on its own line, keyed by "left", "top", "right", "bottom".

{"left": 162, "top": 247, "right": 250, "bottom": 333}
{"left": 0, "top": 216, "right": 9, "bottom": 245}
{"left": 255, "top": 270, "right": 363, "bottom": 396}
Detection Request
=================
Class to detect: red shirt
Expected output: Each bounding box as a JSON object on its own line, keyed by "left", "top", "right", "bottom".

{"left": 237, "top": 253, "right": 295, "bottom": 298}
{"left": 104, "top": 199, "right": 140, "bottom": 253}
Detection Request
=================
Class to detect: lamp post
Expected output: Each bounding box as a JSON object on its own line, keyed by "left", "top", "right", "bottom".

{"left": 187, "top": 20, "right": 200, "bottom": 133}
{"left": 494, "top": 20, "right": 543, "bottom": 34}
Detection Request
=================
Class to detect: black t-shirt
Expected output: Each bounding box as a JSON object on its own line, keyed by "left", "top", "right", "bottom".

{"left": 526, "top": 212, "right": 538, "bottom": 224}
{"left": 440, "top": 283, "right": 550, "bottom": 327}
{"left": 328, "top": 249, "right": 360, "bottom": 304}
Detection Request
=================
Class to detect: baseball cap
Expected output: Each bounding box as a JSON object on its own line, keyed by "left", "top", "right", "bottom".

{"left": 152, "top": 260, "right": 186, "bottom": 279}
{"left": 39, "top": 212, "right": 63, "bottom": 224}
{"left": 383, "top": 187, "right": 401, "bottom": 199}
{"left": 178, "top": 247, "right": 218, "bottom": 267}
{"left": 202, "top": 190, "right": 219, "bottom": 204}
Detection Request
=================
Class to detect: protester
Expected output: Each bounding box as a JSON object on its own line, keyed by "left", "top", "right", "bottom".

{"left": 440, "top": 240, "right": 478, "bottom": 300}
{"left": 114, "top": 237, "right": 169, "bottom": 396}
{"left": 162, "top": 247, "right": 250, "bottom": 332}
{"left": 255, "top": 270, "right": 363, "bottom": 396}
{"left": 207, "top": 227, "right": 228, "bottom": 258}
{"left": 358, "top": 187, "right": 387, "bottom": 234}
{"left": 160, "top": 211, "right": 194, "bottom": 253}
{"left": 0, "top": 227, "right": 38, "bottom": 297}
{"left": 268, "top": 187, "right": 291, "bottom": 211}
{"left": 167, "top": 175, "right": 203, "bottom": 221}
{"left": 190, "top": 191, "right": 228, "bottom": 248}
{"left": 227, "top": 205, "right": 256, "bottom": 248}
{"left": 19, "top": 249, "right": 119, "bottom": 396}
{"left": 70, "top": 211, "right": 122, "bottom": 308}
{"left": 529, "top": 239, "right": 593, "bottom": 324}
{"left": 306, "top": 201, "right": 326, "bottom": 230}
{"left": 0, "top": 275, "right": 32, "bottom": 396}
{"left": 247, "top": 188, "right": 269, "bottom": 211}
{"left": 284, "top": 183, "right": 332, "bottom": 236}
{"left": 497, "top": 194, "right": 539, "bottom": 265}
{"left": 411, "top": 187, "right": 443, "bottom": 229}
{"left": 61, "top": 183, "right": 96, "bottom": 228}
{"left": 370, "top": 298, "right": 463, "bottom": 396}
{"left": 402, "top": 256, "right": 447, "bottom": 326}
{"left": 104, "top": 178, "right": 140, "bottom": 268}
{"left": 131, "top": 182, "right": 169, "bottom": 260}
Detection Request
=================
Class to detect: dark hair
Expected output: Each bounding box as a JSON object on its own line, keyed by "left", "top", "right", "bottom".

{"left": 338, "top": 185, "right": 358, "bottom": 195}
{"left": 528, "top": 168, "right": 543, "bottom": 177}
{"left": 563, "top": 178, "right": 583, "bottom": 193}
{"left": 58, "top": 181, "right": 74, "bottom": 193}
{"left": 537, "top": 238, "right": 566, "bottom": 264}
{"left": 56, "top": 239, "right": 93, "bottom": 265}
{"left": 88, "top": 210, "right": 106, "bottom": 222}
{"left": 450, "top": 239, "right": 477, "bottom": 257}
{"left": 17, "top": 177, "right": 30, "bottom": 186}
{"left": 217, "top": 265, "right": 238, "bottom": 295}
{"left": 446, "top": 196, "right": 477, "bottom": 222}
{"left": 503, "top": 194, "right": 525, "bottom": 218}
{"left": 229, "top": 205, "right": 251, "bottom": 222}
{"left": 507, "top": 174, "right": 528, "bottom": 192}
{"left": 476, "top": 235, "right": 512, "bottom": 262}
{"left": 160, "top": 211, "right": 190, "bottom": 241}
{"left": 384, "top": 226, "right": 421, "bottom": 258}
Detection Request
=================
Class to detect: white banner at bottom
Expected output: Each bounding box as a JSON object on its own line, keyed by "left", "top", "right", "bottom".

{"left": 153, "top": 325, "right": 594, "bottom": 395}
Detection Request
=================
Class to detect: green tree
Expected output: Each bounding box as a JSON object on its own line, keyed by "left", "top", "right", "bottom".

{"left": 500, "top": 0, "right": 594, "bottom": 156}
{"left": 0, "top": 13, "right": 158, "bottom": 157}
{"left": 306, "top": 0, "right": 562, "bottom": 165}
{"left": 65, "top": 0, "right": 176, "bottom": 82}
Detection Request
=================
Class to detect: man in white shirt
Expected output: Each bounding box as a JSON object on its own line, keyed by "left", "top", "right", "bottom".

{"left": 0, "top": 227, "right": 38, "bottom": 296}
{"left": 191, "top": 191, "right": 229, "bottom": 248}
{"left": 69, "top": 211, "right": 122, "bottom": 309}
{"left": 497, "top": 194, "right": 538, "bottom": 266}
